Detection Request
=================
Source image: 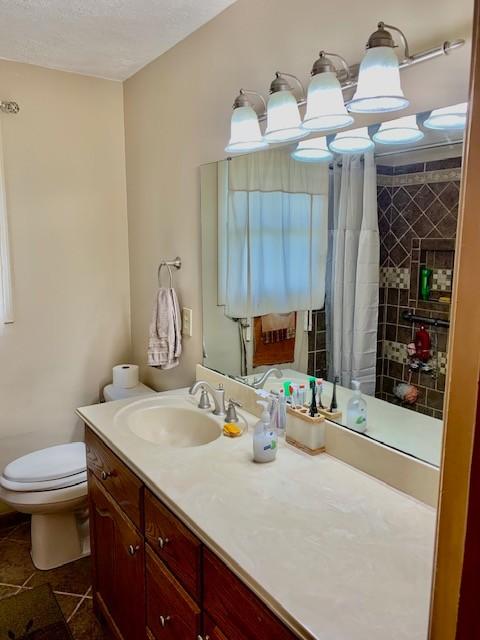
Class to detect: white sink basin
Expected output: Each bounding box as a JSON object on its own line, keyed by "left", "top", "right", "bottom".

{"left": 114, "top": 397, "right": 222, "bottom": 448}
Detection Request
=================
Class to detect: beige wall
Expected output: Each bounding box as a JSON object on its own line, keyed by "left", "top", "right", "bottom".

{"left": 0, "top": 60, "right": 131, "bottom": 475}
{"left": 123, "top": 0, "right": 473, "bottom": 392}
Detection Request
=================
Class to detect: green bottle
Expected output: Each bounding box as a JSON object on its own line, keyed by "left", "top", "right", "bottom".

{"left": 420, "top": 267, "right": 432, "bottom": 301}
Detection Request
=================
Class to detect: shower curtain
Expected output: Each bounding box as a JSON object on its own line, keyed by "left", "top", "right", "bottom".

{"left": 327, "top": 152, "right": 379, "bottom": 395}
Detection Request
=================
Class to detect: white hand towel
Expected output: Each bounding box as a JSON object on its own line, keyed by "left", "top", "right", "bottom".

{"left": 148, "top": 287, "right": 182, "bottom": 369}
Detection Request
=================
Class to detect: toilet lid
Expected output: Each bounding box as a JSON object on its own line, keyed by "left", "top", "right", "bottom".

{"left": 3, "top": 442, "right": 86, "bottom": 483}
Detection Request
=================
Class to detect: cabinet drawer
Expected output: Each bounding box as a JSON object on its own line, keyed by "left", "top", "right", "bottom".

{"left": 204, "top": 614, "right": 230, "bottom": 640}
{"left": 204, "top": 550, "right": 297, "bottom": 640}
{"left": 145, "top": 489, "right": 201, "bottom": 601}
{"left": 85, "top": 427, "right": 143, "bottom": 529}
{"left": 146, "top": 545, "right": 201, "bottom": 640}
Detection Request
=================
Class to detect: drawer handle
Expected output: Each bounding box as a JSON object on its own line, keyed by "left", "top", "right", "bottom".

{"left": 100, "top": 470, "right": 112, "bottom": 481}
{"left": 158, "top": 536, "right": 170, "bottom": 550}
{"left": 159, "top": 615, "right": 171, "bottom": 628}
{"left": 127, "top": 544, "right": 140, "bottom": 556}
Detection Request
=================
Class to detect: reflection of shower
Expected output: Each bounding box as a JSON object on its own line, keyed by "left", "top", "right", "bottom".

{"left": 232, "top": 318, "right": 250, "bottom": 376}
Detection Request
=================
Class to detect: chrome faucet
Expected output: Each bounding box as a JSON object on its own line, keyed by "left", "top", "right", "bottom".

{"left": 250, "top": 368, "right": 283, "bottom": 389}
{"left": 189, "top": 381, "right": 226, "bottom": 417}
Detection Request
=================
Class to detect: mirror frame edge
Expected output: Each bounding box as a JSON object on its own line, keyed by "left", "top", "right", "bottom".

{"left": 430, "top": 1, "right": 480, "bottom": 636}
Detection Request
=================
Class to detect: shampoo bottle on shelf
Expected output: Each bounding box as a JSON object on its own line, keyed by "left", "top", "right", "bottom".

{"left": 346, "top": 380, "right": 367, "bottom": 433}
{"left": 253, "top": 400, "right": 278, "bottom": 463}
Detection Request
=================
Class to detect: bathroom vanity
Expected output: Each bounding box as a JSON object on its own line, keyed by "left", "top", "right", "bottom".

{"left": 85, "top": 427, "right": 296, "bottom": 640}
{"left": 78, "top": 389, "right": 436, "bottom": 640}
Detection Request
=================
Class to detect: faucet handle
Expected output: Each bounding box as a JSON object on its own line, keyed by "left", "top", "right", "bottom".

{"left": 226, "top": 398, "right": 240, "bottom": 423}
{"left": 198, "top": 387, "right": 211, "bottom": 410}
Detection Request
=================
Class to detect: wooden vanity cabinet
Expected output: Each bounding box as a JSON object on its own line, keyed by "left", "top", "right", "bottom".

{"left": 85, "top": 426, "right": 298, "bottom": 640}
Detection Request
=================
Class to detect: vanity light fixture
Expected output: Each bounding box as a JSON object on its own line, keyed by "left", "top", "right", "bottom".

{"left": 225, "top": 90, "right": 268, "bottom": 154}
{"left": 264, "top": 73, "right": 308, "bottom": 143}
{"left": 291, "top": 136, "right": 333, "bottom": 163}
{"left": 423, "top": 102, "right": 468, "bottom": 131}
{"left": 373, "top": 115, "right": 424, "bottom": 144}
{"left": 348, "top": 22, "right": 409, "bottom": 114}
{"left": 302, "top": 51, "right": 354, "bottom": 132}
{"left": 329, "top": 127, "right": 374, "bottom": 154}
{"left": 224, "top": 24, "right": 464, "bottom": 152}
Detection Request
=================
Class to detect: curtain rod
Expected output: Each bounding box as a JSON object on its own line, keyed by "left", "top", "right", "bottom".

{"left": 374, "top": 139, "right": 463, "bottom": 159}
{"left": 0, "top": 102, "right": 19, "bottom": 114}
{"left": 329, "top": 139, "right": 463, "bottom": 168}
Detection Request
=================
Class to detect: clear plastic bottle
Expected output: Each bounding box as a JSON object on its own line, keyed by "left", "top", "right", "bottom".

{"left": 346, "top": 380, "right": 367, "bottom": 433}
{"left": 253, "top": 401, "right": 278, "bottom": 463}
{"left": 298, "top": 384, "right": 306, "bottom": 406}
{"left": 277, "top": 389, "right": 287, "bottom": 438}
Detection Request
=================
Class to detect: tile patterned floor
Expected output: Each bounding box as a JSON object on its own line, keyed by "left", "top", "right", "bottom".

{"left": 0, "top": 515, "right": 108, "bottom": 639}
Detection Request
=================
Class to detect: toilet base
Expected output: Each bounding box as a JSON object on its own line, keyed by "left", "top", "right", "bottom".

{"left": 31, "top": 508, "right": 90, "bottom": 571}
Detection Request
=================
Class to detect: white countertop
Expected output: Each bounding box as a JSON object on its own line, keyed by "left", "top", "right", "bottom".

{"left": 77, "top": 388, "right": 436, "bottom": 640}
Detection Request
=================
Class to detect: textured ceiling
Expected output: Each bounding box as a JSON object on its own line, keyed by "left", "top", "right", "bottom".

{"left": 0, "top": 0, "right": 237, "bottom": 80}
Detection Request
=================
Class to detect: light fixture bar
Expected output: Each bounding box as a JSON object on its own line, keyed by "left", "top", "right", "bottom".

{"left": 256, "top": 37, "right": 464, "bottom": 121}
{"left": 0, "top": 101, "right": 19, "bottom": 114}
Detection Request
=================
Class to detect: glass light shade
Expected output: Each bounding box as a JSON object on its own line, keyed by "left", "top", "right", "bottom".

{"left": 264, "top": 90, "right": 308, "bottom": 143}
{"left": 291, "top": 137, "right": 333, "bottom": 163}
{"left": 423, "top": 102, "right": 468, "bottom": 131}
{"left": 329, "top": 127, "right": 374, "bottom": 154}
{"left": 225, "top": 106, "right": 268, "bottom": 154}
{"left": 373, "top": 115, "right": 424, "bottom": 145}
{"left": 302, "top": 72, "right": 354, "bottom": 131}
{"left": 348, "top": 47, "right": 409, "bottom": 113}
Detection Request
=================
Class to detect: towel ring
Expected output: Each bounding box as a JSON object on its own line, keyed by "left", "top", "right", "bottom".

{"left": 157, "top": 256, "right": 181, "bottom": 288}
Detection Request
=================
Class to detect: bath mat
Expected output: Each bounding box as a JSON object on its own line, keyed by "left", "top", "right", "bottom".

{"left": 0, "top": 584, "right": 73, "bottom": 640}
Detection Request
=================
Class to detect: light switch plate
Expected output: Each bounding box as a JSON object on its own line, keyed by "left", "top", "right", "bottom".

{"left": 182, "top": 307, "right": 193, "bottom": 337}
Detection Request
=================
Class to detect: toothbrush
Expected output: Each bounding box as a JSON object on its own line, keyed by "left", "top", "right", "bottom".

{"left": 329, "top": 376, "right": 339, "bottom": 413}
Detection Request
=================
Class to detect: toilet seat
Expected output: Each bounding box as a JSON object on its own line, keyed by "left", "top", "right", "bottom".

{"left": 0, "top": 470, "right": 87, "bottom": 492}
{"left": 1, "top": 442, "right": 87, "bottom": 493}
{"left": 0, "top": 479, "right": 88, "bottom": 509}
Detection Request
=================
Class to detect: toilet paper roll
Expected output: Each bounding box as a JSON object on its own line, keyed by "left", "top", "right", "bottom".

{"left": 112, "top": 364, "right": 139, "bottom": 389}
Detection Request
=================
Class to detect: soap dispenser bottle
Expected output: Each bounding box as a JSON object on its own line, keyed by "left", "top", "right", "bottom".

{"left": 253, "top": 400, "right": 278, "bottom": 463}
{"left": 346, "top": 380, "right": 367, "bottom": 433}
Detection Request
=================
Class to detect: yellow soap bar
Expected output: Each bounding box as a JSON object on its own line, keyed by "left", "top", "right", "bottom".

{"left": 223, "top": 422, "right": 242, "bottom": 437}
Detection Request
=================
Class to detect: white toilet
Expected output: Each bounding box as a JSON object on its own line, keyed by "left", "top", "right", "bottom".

{"left": 0, "top": 380, "right": 155, "bottom": 571}
{"left": 0, "top": 442, "right": 89, "bottom": 570}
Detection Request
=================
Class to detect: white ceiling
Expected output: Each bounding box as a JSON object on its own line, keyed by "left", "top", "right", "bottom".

{"left": 0, "top": 0, "right": 237, "bottom": 81}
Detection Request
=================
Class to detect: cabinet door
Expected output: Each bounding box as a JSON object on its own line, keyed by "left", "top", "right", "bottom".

{"left": 203, "top": 614, "right": 230, "bottom": 640}
{"left": 203, "top": 549, "right": 297, "bottom": 640}
{"left": 89, "top": 472, "right": 145, "bottom": 640}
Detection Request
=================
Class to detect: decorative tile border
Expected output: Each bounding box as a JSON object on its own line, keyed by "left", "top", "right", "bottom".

{"left": 380, "top": 267, "right": 410, "bottom": 289}
{"left": 431, "top": 268, "right": 453, "bottom": 292}
{"left": 383, "top": 340, "right": 409, "bottom": 364}
{"left": 382, "top": 339, "right": 447, "bottom": 374}
{"left": 377, "top": 167, "right": 461, "bottom": 187}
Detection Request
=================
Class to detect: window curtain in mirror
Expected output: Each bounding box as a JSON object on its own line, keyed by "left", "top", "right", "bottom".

{"left": 218, "top": 149, "right": 328, "bottom": 318}
{"left": 0, "top": 120, "right": 13, "bottom": 325}
{"left": 327, "top": 152, "right": 379, "bottom": 394}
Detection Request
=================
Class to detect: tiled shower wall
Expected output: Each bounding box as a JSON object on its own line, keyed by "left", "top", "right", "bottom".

{"left": 375, "top": 157, "right": 461, "bottom": 419}
{"left": 307, "top": 309, "right": 327, "bottom": 379}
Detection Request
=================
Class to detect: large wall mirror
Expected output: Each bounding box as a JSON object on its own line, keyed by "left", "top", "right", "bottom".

{"left": 200, "top": 110, "right": 464, "bottom": 468}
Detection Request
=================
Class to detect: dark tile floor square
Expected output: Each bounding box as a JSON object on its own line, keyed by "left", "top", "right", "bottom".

{"left": 0, "top": 514, "right": 108, "bottom": 639}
